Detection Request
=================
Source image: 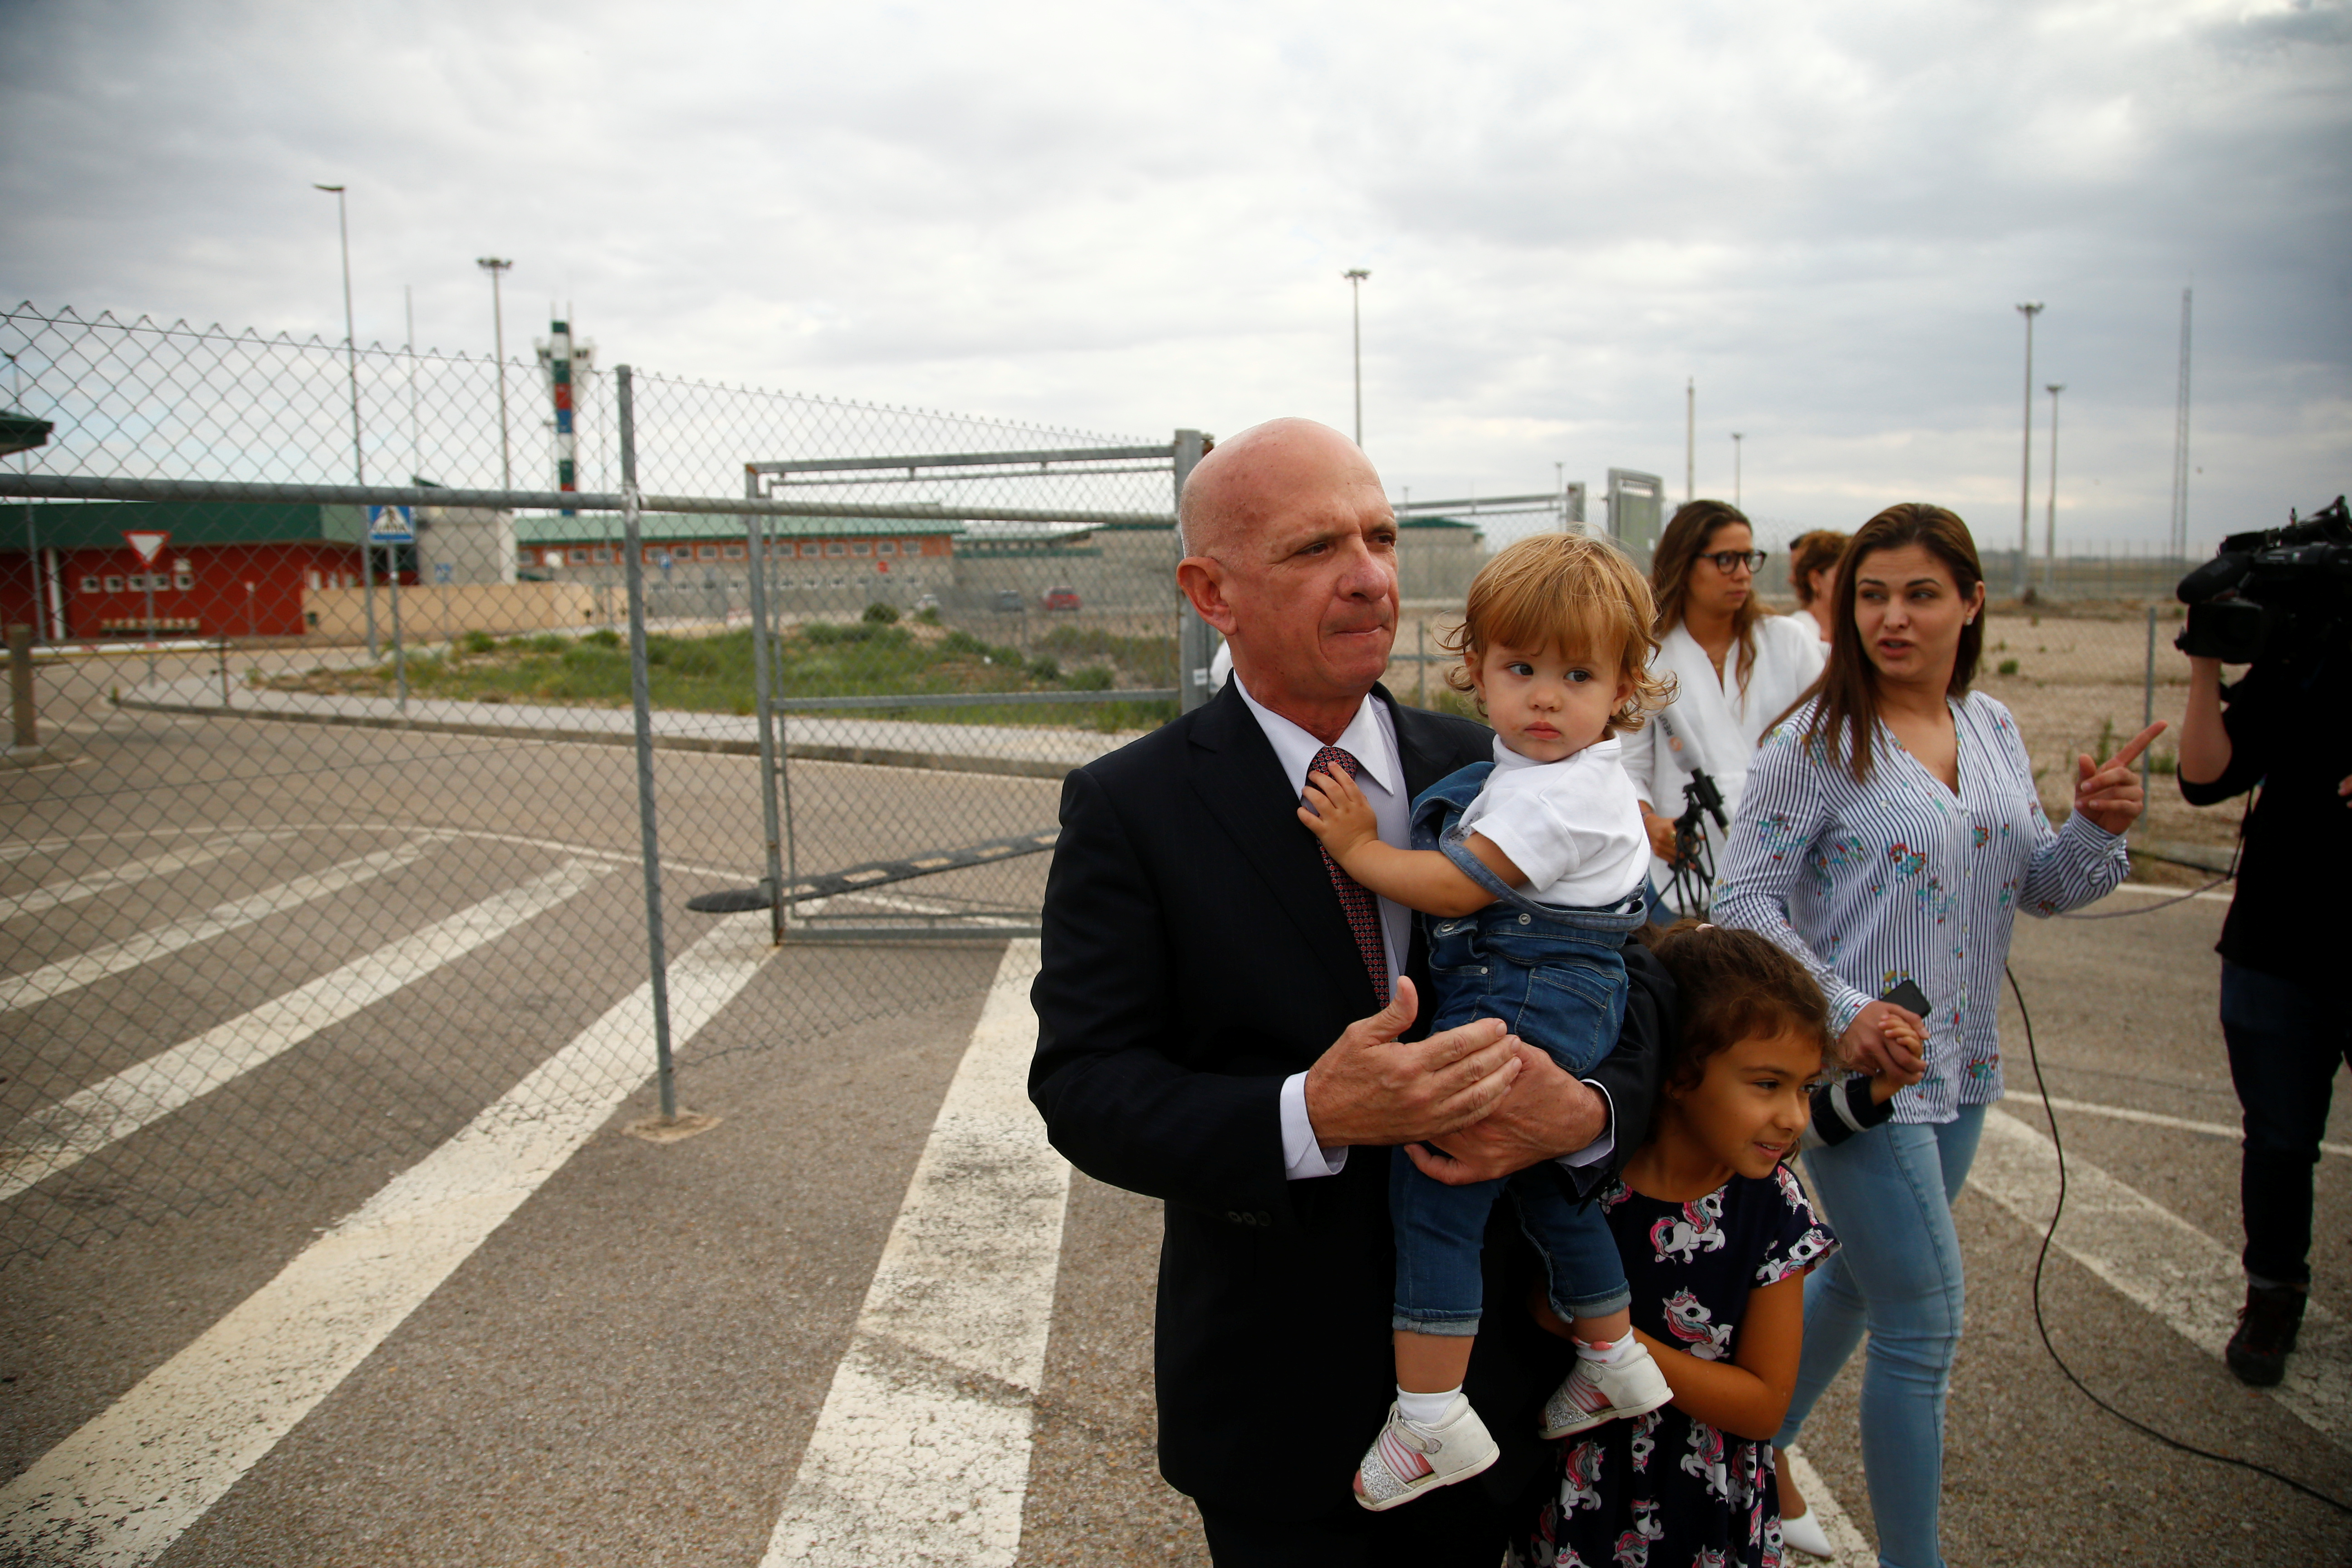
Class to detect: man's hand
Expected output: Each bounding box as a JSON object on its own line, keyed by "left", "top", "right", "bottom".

{"left": 1303, "top": 977, "right": 1523, "bottom": 1148}
{"left": 1402, "top": 1043, "right": 1608, "bottom": 1186}
{"left": 1298, "top": 767, "right": 1381, "bottom": 864}
{"left": 1840, "top": 1000, "right": 1926, "bottom": 1080}
{"left": 1865, "top": 1013, "right": 1930, "bottom": 1104}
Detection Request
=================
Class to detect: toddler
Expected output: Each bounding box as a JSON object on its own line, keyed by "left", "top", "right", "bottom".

{"left": 1299, "top": 532, "right": 1675, "bottom": 1510}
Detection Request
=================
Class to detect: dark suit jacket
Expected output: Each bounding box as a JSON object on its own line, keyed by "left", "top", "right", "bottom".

{"left": 1029, "top": 681, "right": 1674, "bottom": 1520}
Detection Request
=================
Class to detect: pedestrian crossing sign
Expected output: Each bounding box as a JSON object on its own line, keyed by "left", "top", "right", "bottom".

{"left": 367, "top": 506, "right": 416, "bottom": 544}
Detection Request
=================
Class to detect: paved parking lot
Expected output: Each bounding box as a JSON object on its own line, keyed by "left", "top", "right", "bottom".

{"left": 2, "top": 654, "right": 2347, "bottom": 1565}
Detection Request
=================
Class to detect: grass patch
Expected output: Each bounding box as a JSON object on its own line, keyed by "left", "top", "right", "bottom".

{"left": 268, "top": 620, "right": 1180, "bottom": 730}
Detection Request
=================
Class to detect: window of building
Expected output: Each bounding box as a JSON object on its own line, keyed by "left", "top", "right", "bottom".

{"left": 825, "top": 540, "right": 846, "bottom": 557}
{"left": 569, "top": 548, "right": 591, "bottom": 564}
{"left": 672, "top": 545, "right": 694, "bottom": 560}
{"left": 593, "top": 547, "right": 614, "bottom": 564}
{"left": 307, "top": 570, "right": 322, "bottom": 591}
{"left": 643, "top": 547, "right": 661, "bottom": 564}
{"left": 852, "top": 540, "right": 872, "bottom": 557}
{"left": 696, "top": 544, "right": 719, "bottom": 561}
{"left": 174, "top": 573, "right": 194, "bottom": 592}
{"left": 877, "top": 540, "right": 897, "bottom": 557}
{"left": 723, "top": 543, "right": 745, "bottom": 560}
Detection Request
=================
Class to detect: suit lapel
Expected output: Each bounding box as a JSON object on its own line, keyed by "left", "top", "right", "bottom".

{"left": 1187, "top": 684, "right": 1380, "bottom": 1012}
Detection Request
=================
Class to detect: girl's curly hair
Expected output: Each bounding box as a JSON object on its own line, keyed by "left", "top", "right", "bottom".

{"left": 1439, "top": 532, "right": 1674, "bottom": 735}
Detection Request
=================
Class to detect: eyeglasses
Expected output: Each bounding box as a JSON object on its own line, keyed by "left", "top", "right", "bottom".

{"left": 1700, "top": 549, "right": 1768, "bottom": 575}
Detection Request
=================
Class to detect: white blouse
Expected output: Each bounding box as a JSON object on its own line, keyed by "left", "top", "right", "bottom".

{"left": 1619, "top": 617, "right": 1825, "bottom": 892}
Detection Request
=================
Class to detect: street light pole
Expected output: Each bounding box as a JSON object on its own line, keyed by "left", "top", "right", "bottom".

{"left": 1685, "top": 377, "right": 1695, "bottom": 506}
{"left": 1343, "top": 269, "right": 1370, "bottom": 448}
{"left": 316, "top": 183, "right": 377, "bottom": 657}
{"left": 478, "top": 257, "right": 515, "bottom": 489}
{"left": 2014, "top": 301, "right": 2044, "bottom": 598}
{"left": 2043, "top": 383, "right": 2064, "bottom": 593}
{"left": 1731, "top": 432, "right": 1743, "bottom": 510}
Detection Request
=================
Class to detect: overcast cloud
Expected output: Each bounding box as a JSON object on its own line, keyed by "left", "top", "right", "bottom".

{"left": 4, "top": 0, "right": 2347, "bottom": 549}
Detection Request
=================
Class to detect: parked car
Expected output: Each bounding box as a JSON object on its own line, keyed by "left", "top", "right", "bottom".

{"left": 1042, "top": 586, "right": 1081, "bottom": 612}
{"left": 913, "top": 593, "right": 940, "bottom": 613}
{"left": 991, "top": 589, "right": 1025, "bottom": 613}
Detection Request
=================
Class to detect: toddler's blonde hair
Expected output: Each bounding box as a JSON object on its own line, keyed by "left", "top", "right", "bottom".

{"left": 1441, "top": 533, "right": 1672, "bottom": 735}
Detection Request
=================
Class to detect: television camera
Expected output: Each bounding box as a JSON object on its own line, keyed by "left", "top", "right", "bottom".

{"left": 2175, "top": 495, "right": 2352, "bottom": 664}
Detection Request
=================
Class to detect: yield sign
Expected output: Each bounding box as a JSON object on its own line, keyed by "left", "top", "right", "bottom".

{"left": 123, "top": 529, "right": 171, "bottom": 566}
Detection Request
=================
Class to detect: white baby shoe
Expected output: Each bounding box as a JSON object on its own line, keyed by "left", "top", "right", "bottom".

{"left": 1539, "top": 1338, "right": 1675, "bottom": 1439}
{"left": 1352, "top": 1394, "right": 1500, "bottom": 1512}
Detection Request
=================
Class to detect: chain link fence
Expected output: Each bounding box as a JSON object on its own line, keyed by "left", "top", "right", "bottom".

{"left": 0, "top": 303, "right": 1191, "bottom": 1263}
{"left": 0, "top": 303, "right": 2236, "bottom": 1264}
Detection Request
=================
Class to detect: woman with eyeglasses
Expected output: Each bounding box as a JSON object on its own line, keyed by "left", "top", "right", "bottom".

{"left": 1618, "top": 500, "right": 1824, "bottom": 916}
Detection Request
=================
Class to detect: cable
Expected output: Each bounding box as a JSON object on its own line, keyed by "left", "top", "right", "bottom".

{"left": 2006, "top": 961, "right": 2352, "bottom": 1516}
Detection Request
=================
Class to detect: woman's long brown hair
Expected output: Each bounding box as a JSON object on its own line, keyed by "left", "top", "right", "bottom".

{"left": 1791, "top": 502, "right": 1987, "bottom": 785}
{"left": 1650, "top": 500, "right": 1765, "bottom": 696}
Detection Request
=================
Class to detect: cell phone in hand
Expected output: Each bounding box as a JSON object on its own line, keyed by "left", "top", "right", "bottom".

{"left": 1881, "top": 978, "right": 1931, "bottom": 1019}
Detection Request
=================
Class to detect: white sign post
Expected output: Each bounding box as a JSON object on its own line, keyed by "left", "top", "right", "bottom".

{"left": 122, "top": 529, "right": 171, "bottom": 680}
{"left": 368, "top": 508, "right": 415, "bottom": 715}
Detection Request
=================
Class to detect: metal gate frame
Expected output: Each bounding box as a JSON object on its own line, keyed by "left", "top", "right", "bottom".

{"left": 734, "top": 434, "right": 1208, "bottom": 944}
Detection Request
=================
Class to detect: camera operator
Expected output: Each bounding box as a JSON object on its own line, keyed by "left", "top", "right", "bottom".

{"left": 2178, "top": 616, "right": 2352, "bottom": 1388}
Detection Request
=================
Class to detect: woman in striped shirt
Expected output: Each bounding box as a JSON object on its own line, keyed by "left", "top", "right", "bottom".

{"left": 1712, "top": 504, "right": 2159, "bottom": 1568}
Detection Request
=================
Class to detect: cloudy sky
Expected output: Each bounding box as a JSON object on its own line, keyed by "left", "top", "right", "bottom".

{"left": 4, "top": 0, "right": 2347, "bottom": 551}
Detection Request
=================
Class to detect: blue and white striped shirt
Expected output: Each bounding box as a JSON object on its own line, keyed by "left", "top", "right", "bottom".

{"left": 1713, "top": 691, "right": 2129, "bottom": 1123}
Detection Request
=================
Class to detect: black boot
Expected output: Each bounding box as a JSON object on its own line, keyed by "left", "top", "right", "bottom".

{"left": 2225, "top": 1282, "right": 2307, "bottom": 1387}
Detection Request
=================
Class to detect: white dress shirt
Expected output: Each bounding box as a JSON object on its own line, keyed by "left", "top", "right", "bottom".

{"left": 1232, "top": 678, "right": 1616, "bottom": 1182}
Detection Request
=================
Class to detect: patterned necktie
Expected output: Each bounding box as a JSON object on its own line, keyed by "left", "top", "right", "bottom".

{"left": 1307, "top": 744, "right": 1390, "bottom": 1005}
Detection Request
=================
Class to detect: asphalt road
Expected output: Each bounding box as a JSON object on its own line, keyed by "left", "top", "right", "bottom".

{"left": 2, "top": 650, "right": 2347, "bottom": 1566}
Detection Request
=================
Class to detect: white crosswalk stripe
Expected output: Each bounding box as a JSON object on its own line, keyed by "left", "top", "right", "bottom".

{"left": 0, "top": 839, "right": 441, "bottom": 1011}
{"left": 762, "top": 940, "right": 1065, "bottom": 1568}
{"left": 0, "top": 916, "right": 780, "bottom": 1568}
{"left": 1, "top": 830, "right": 288, "bottom": 924}
{"left": 0, "top": 858, "right": 615, "bottom": 1204}
{"left": 1969, "top": 1106, "right": 2348, "bottom": 1437}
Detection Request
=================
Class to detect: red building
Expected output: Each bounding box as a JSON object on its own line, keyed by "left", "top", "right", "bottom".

{"left": 1, "top": 501, "right": 392, "bottom": 641}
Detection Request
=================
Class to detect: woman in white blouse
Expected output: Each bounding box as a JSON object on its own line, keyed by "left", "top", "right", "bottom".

{"left": 1618, "top": 501, "right": 1823, "bottom": 915}
{"left": 1781, "top": 528, "right": 1849, "bottom": 648}
{"left": 1712, "top": 503, "right": 2161, "bottom": 1567}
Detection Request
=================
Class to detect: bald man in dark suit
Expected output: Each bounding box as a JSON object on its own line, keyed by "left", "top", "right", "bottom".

{"left": 1029, "top": 418, "right": 1671, "bottom": 1566}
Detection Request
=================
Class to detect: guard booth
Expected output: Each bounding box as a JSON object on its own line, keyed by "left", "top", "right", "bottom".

{"left": 1607, "top": 469, "right": 1666, "bottom": 568}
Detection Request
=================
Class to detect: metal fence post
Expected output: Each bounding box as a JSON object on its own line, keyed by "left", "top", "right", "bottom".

{"left": 2141, "top": 604, "right": 2157, "bottom": 798}
{"left": 743, "top": 466, "right": 787, "bottom": 946}
{"left": 617, "top": 366, "right": 678, "bottom": 1121}
{"left": 1174, "top": 428, "right": 1212, "bottom": 713}
{"left": 389, "top": 544, "right": 407, "bottom": 718}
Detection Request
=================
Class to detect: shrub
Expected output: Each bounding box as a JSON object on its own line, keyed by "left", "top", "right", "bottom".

{"left": 1066, "top": 665, "right": 1115, "bottom": 691}
{"left": 803, "top": 622, "right": 876, "bottom": 645}
{"left": 1997, "top": 658, "right": 2020, "bottom": 676}
{"left": 585, "top": 627, "right": 622, "bottom": 649}
{"left": 1028, "top": 657, "right": 1061, "bottom": 682}
{"left": 913, "top": 606, "right": 942, "bottom": 626}
{"left": 862, "top": 601, "right": 900, "bottom": 625}
{"left": 526, "top": 633, "right": 568, "bottom": 654}
{"left": 939, "top": 629, "right": 988, "bottom": 656}
{"left": 462, "top": 630, "right": 496, "bottom": 654}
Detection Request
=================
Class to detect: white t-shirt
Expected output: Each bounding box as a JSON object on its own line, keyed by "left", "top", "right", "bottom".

{"left": 1457, "top": 734, "right": 1649, "bottom": 908}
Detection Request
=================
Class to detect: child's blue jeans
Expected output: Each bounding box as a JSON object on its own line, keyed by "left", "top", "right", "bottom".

{"left": 1390, "top": 763, "right": 1647, "bottom": 1337}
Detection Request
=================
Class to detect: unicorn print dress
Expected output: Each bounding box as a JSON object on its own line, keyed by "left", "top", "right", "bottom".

{"left": 1511, "top": 1167, "right": 1837, "bottom": 1568}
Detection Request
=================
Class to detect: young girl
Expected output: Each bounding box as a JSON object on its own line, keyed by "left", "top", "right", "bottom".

{"left": 1512, "top": 922, "right": 1921, "bottom": 1568}
{"left": 1299, "top": 534, "right": 1679, "bottom": 1509}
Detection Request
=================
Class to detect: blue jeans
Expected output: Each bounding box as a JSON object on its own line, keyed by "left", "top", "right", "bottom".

{"left": 2221, "top": 962, "right": 2351, "bottom": 1288}
{"left": 1391, "top": 762, "right": 1646, "bottom": 1334}
{"left": 1774, "top": 1106, "right": 1984, "bottom": 1568}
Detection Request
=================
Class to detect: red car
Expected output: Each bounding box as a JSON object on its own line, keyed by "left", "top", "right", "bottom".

{"left": 1042, "top": 587, "right": 1081, "bottom": 612}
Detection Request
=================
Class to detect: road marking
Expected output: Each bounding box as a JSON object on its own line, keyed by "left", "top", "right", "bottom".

{"left": 1, "top": 830, "right": 285, "bottom": 923}
{"left": 762, "top": 940, "right": 1065, "bottom": 1568}
{"left": 2090, "top": 882, "right": 2233, "bottom": 905}
{"left": 1970, "top": 1107, "right": 2349, "bottom": 1438}
{"left": 0, "top": 859, "right": 614, "bottom": 1204}
{"left": 2033, "top": 1093, "right": 2352, "bottom": 1161}
{"left": 0, "top": 840, "right": 438, "bottom": 1011}
{"left": 1780, "top": 1447, "right": 1873, "bottom": 1565}
{"left": 0, "top": 917, "right": 779, "bottom": 1568}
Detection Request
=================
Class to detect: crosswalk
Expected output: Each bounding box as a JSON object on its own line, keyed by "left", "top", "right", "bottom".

{"left": 0, "top": 829, "right": 779, "bottom": 1566}
{"left": 2, "top": 836, "right": 2343, "bottom": 1564}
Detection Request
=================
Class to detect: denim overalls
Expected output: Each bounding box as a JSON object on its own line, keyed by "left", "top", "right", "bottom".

{"left": 1390, "top": 760, "right": 1648, "bottom": 1335}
